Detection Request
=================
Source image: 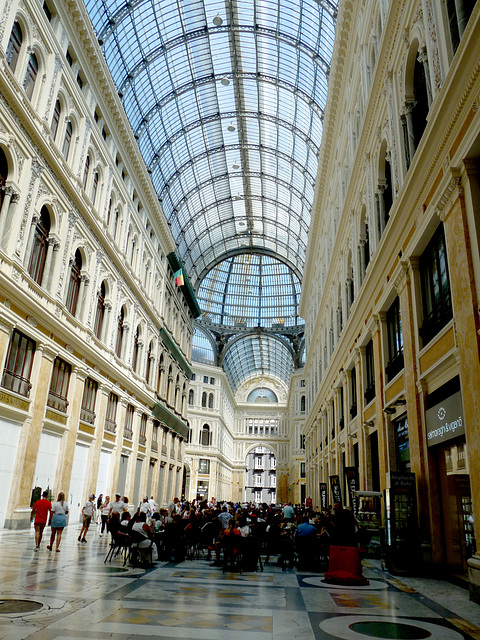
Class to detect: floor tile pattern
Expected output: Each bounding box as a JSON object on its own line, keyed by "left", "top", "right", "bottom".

{"left": 1, "top": 526, "right": 480, "bottom": 639}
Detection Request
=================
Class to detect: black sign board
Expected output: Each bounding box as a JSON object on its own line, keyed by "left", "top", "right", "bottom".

{"left": 425, "top": 390, "right": 465, "bottom": 447}
{"left": 329, "top": 474, "right": 342, "bottom": 506}
{"left": 320, "top": 482, "right": 328, "bottom": 511}
{"left": 345, "top": 467, "right": 359, "bottom": 518}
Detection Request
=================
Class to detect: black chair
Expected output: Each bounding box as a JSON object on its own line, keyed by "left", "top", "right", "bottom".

{"left": 104, "top": 531, "right": 131, "bottom": 565}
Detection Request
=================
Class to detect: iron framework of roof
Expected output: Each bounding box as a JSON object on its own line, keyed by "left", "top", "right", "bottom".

{"left": 84, "top": 0, "right": 337, "bottom": 388}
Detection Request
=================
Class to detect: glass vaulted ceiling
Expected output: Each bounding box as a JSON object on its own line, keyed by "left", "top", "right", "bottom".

{"left": 85, "top": 0, "right": 337, "bottom": 388}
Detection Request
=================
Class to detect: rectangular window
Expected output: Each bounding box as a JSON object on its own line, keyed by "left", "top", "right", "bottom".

{"left": 124, "top": 403, "right": 134, "bottom": 439}
{"left": 300, "top": 462, "right": 306, "bottom": 478}
{"left": 47, "top": 357, "right": 71, "bottom": 412}
{"left": 105, "top": 392, "right": 118, "bottom": 434}
{"left": 139, "top": 413, "right": 147, "bottom": 444}
{"left": 1, "top": 329, "right": 35, "bottom": 397}
{"left": 255, "top": 474, "right": 262, "bottom": 486}
{"left": 80, "top": 377, "right": 97, "bottom": 424}
{"left": 203, "top": 375, "right": 208, "bottom": 383}
{"left": 151, "top": 421, "right": 159, "bottom": 452}
{"left": 199, "top": 458, "right": 210, "bottom": 474}
{"left": 350, "top": 366, "right": 357, "bottom": 418}
{"left": 420, "top": 225, "right": 453, "bottom": 345}
{"left": 210, "top": 377, "right": 215, "bottom": 385}
{"left": 364, "top": 340, "right": 375, "bottom": 404}
{"left": 386, "top": 297, "right": 404, "bottom": 381}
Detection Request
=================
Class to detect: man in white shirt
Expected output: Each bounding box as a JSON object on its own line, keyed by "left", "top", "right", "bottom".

{"left": 79, "top": 493, "right": 95, "bottom": 543}
{"left": 109, "top": 493, "right": 125, "bottom": 518}
{"left": 139, "top": 497, "right": 150, "bottom": 516}
{"left": 148, "top": 496, "right": 157, "bottom": 514}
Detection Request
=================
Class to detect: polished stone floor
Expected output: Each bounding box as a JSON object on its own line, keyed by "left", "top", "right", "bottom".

{"left": 1, "top": 525, "right": 480, "bottom": 640}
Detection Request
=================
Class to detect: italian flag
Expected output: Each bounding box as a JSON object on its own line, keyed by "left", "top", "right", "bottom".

{"left": 174, "top": 269, "right": 184, "bottom": 286}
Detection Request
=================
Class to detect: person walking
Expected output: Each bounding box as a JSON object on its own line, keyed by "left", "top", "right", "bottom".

{"left": 78, "top": 494, "right": 95, "bottom": 543}
{"left": 47, "top": 492, "right": 69, "bottom": 552}
{"left": 99, "top": 495, "right": 111, "bottom": 537}
{"left": 30, "top": 490, "right": 52, "bottom": 551}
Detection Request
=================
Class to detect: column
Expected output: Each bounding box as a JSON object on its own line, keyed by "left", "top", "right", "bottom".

{"left": 6, "top": 345, "right": 55, "bottom": 527}
{"left": 56, "top": 367, "right": 87, "bottom": 494}
{"left": 440, "top": 171, "right": 480, "bottom": 600}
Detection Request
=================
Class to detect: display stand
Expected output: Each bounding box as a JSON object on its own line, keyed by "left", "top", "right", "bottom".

{"left": 354, "top": 490, "right": 383, "bottom": 558}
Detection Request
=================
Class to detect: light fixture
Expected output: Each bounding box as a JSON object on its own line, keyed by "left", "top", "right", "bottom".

{"left": 221, "top": 76, "right": 230, "bottom": 86}
{"left": 394, "top": 397, "right": 407, "bottom": 406}
{"left": 383, "top": 406, "right": 396, "bottom": 415}
{"left": 363, "top": 420, "right": 374, "bottom": 427}
{"left": 232, "top": 162, "right": 239, "bottom": 169}
{"left": 213, "top": 14, "right": 223, "bottom": 26}
{"left": 348, "top": 433, "right": 357, "bottom": 439}
{"left": 227, "top": 122, "right": 236, "bottom": 132}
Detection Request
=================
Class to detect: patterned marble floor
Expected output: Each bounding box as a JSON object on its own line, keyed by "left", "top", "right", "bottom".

{"left": 1, "top": 525, "right": 480, "bottom": 640}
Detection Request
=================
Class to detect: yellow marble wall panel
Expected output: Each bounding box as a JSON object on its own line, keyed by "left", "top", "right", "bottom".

{"left": 79, "top": 423, "right": 95, "bottom": 435}
{"left": 385, "top": 375, "right": 405, "bottom": 404}
{"left": 103, "top": 432, "right": 115, "bottom": 443}
{"left": 364, "top": 403, "right": 376, "bottom": 421}
{"left": 419, "top": 327, "right": 455, "bottom": 374}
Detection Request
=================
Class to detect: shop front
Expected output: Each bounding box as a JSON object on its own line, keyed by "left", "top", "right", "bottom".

{"left": 425, "top": 379, "right": 475, "bottom": 577}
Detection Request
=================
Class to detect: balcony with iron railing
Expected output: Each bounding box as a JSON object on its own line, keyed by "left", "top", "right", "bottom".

{"left": 47, "top": 391, "right": 69, "bottom": 413}
{"left": 104, "top": 419, "right": 116, "bottom": 434}
{"left": 123, "top": 427, "right": 133, "bottom": 440}
{"left": 139, "top": 434, "right": 147, "bottom": 446}
{"left": 151, "top": 439, "right": 158, "bottom": 453}
{"left": 80, "top": 406, "right": 96, "bottom": 425}
{"left": 1, "top": 371, "right": 32, "bottom": 397}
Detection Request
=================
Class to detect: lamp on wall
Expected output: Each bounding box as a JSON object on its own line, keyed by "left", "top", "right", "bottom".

{"left": 363, "top": 420, "right": 374, "bottom": 427}
{"left": 394, "top": 397, "right": 407, "bottom": 406}
{"left": 383, "top": 406, "right": 396, "bottom": 415}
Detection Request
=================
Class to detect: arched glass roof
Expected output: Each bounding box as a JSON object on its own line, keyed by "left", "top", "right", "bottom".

{"left": 223, "top": 334, "right": 294, "bottom": 392}
{"left": 84, "top": 0, "right": 337, "bottom": 388}
{"left": 247, "top": 388, "right": 278, "bottom": 403}
{"left": 198, "top": 254, "right": 303, "bottom": 329}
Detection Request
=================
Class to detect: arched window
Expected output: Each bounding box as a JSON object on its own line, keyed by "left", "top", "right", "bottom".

{"left": 132, "top": 325, "right": 140, "bottom": 373}
{"left": 23, "top": 52, "right": 38, "bottom": 100}
{"left": 113, "top": 210, "right": 119, "bottom": 241}
{"left": 92, "top": 170, "right": 99, "bottom": 205}
{"left": 62, "top": 121, "right": 72, "bottom": 160}
{"left": 6, "top": 21, "right": 22, "bottom": 72}
{"left": 106, "top": 198, "right": 112, "bottom": 226}
{"left": 66, "top": 249, "right": 82, "bottom": 316}
{"left": 145, "top": 340, "right": 153, "bottom": 384}
{"left": 200, "top": 424, "right": 210, "bottom": 446}
{"left": 82, "top": 155, "right": 90, "bottom": 190}
{"left": 201, "top": 391, "right": 207, "bottom": 408}
{"left": 51, "top": 100, "right": 61, "bottom": 140}
{"left": 208, "top": 392, "right": 214, "bottom": 409}
{"left": 412, "top": 55, "right": 429, "bottom": 149}
{"left": 130, "top": 237, "right": 136, "bottom": 265}
{"left": 28, "top": 206, "right": 50, "bottom": 285}
{"left": 115, "top": 306, "right": 125, "bottom": 358}
{"left": 94, "top": 281, "right": 106, "bottom": 339}
{"left": 0, "top": 148, "right": 8, "bottom": 212}
{"left": 188, "top": 389, "right": 194, "bottom": 405}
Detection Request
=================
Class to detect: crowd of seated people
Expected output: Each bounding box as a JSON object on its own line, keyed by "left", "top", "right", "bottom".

{"left": 105, "top": 497, "right": 364, "bottom": 571}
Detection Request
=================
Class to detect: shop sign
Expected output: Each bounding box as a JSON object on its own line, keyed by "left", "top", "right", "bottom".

{"left": 319, "top": 482, "right": 328, "bottom": 511}
{"left": 425, "top": 390, "right": 465, "bottom": 447}
{"left": 329, "top": 475, "right": 342, "bottom": 506}
{"left": 344, "top": 467, "right": 359, "bottom": 518}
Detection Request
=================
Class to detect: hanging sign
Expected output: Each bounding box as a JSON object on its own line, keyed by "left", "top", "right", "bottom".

{"left": 329, "top": 474, "right": 342, "bottom": 506}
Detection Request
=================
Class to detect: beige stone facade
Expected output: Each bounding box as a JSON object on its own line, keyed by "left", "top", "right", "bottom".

{"left": 300, "top": 0, "right": 480, "bottom": 595}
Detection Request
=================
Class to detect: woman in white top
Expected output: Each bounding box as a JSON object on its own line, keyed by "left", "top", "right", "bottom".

{"left": 47, "top": 492, "right": 69, "bottom": 552}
